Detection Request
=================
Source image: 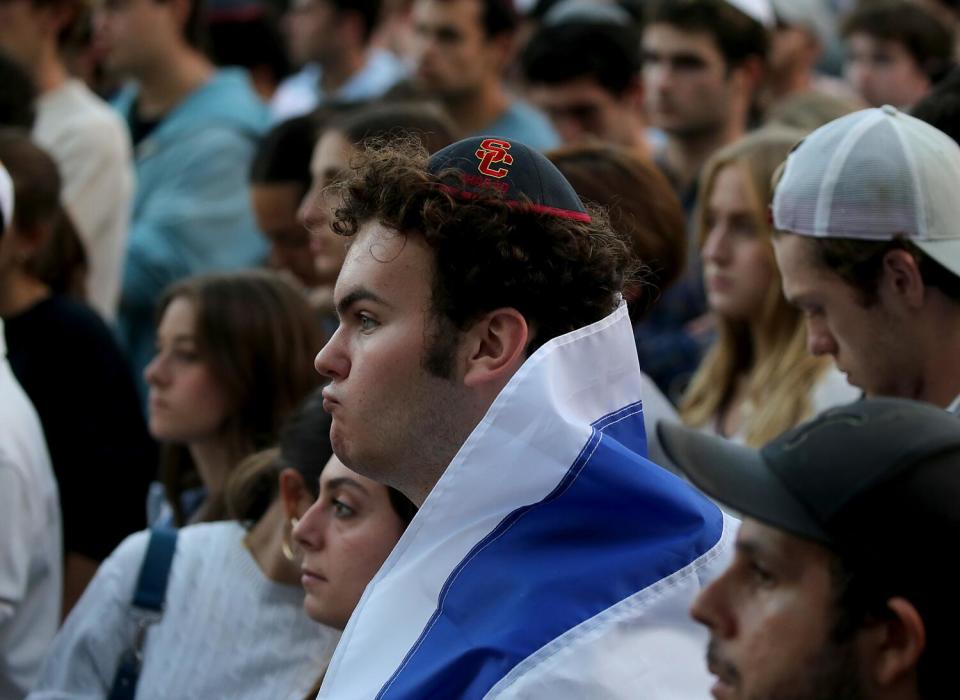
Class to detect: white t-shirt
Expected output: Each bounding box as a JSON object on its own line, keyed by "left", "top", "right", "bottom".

{"left": 30, "top": 521, "right": 339, "bottom": 699}
{"left": 33, "top": 79, "right": 134, "bottom": 321}
{"left": 0, "top": 319, "right": 62, "bottom": 699}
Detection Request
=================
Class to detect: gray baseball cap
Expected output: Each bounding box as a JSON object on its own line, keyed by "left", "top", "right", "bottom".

{"left": 657, "top": 398, "right": 960, "bottom": 547}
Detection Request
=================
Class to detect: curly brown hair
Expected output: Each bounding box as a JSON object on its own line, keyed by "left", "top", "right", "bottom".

{"left": 332, "top": 138, "right": 636, "bottom": 357}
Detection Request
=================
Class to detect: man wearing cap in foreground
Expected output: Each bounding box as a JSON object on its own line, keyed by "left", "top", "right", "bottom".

{"left": 310, "top": 135, "right": 735, "bottom": 698}
{"left": 772, "top": 106, "right": 960, "bottom": 414}
{"left": 659, "top": 397, "right": 960, "bottom": 699}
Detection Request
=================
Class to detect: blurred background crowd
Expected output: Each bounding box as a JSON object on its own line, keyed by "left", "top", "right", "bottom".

{"left": 3, "top": 0, "right": 960, "bottom": 696}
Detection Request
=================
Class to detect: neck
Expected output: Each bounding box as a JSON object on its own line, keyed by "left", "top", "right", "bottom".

{"left": 33, "top": 43, "right": 69, "bottom": 94}
{"left": 443, "top": 80, "right": 510, "bottom": 136}
{"left": 0, "top": 271, "right": 51, "bottom": 318}
{"left": 244, "top": 499, "right": 300, "bottom": 584}
{"left": 135, "top": 46, "right": 213, "bottom": 119}
{"left": 665, "top": 124, "right": 742, "bottom": 192}
{"left": 762, "top": 68, "right": 812, "bottom": 110}
{"left": 914, "top": 316, "right": 960, "bottom": 408}
{"left": 402, "top": 380, "right": 506, "bottom": 507}
{"left": 188, "top": 438, "right": 234, "bottom": 504}
{"left": 664, "top": 116, "right": 744, "bottom": 192}
{"left": 320, "top": 47, "right": 366, "bottom": 94}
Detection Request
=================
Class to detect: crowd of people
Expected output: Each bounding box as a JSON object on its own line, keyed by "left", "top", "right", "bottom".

{"left": 3, "top": 0, "right": 960, "bottom": 697}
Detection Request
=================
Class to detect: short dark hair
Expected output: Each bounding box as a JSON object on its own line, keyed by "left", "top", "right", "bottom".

{"left": 0, "top": 50, "right": 36, "bottom": 130}
{"left": 331, "top": 101, "right": 457, "bottom": 154}
{"left": 205, "top": 4, "right": 291, "bottom": 83}
{"left": 250, "top": 113, "right": 325, "bottom": 190}
{"left": 520, "top": 20, "right": 642, "bottom": 96}
{"left": 478, "top": 0, "right": 519, "bottom": 37}
{"left": 645, "top": 0, "right": 769, "bottom": 66}
{"left": 330, "top": 0, "right": 383, "bottom": 41}
{"left": 333, "top": 138, "right": 633, "bottom": 356}
{"left": 911, "top": 66, "right": 960, "bottom": 144}
{"left": 805, "top": 236, "right": 960, "bottom": 307}
{"left": 841, "top": 0, "right": 954, "bottom": 84}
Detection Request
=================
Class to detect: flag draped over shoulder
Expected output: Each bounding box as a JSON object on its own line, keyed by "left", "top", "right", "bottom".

{"left": 318, "top": 302, "right": 736, "bottom": 699}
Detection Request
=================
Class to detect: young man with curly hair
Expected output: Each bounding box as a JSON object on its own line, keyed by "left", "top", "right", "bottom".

{"left": 311, "top": 136, "right": 735, "bottom": 698}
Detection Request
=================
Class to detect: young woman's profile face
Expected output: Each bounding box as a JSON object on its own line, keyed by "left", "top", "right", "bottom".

{"left": 701, "top": 164, "right": 776, "bottom": 322}
{"left": 293, "top": 456, "right": 407, "bottom": 630}
{"left": 143, "top": 297, "right": 231, "bottom": 443}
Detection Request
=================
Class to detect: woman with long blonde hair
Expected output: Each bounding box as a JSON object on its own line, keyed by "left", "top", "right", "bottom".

{"left": 680, "top": 128, "right": 857, "bottom": 446}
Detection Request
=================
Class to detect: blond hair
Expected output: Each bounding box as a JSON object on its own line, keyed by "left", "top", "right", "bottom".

{"left": 680, "top": 128, "right": 834, "bottom": 446}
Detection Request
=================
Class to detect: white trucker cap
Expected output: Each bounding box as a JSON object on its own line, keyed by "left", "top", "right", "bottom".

{"left": 772, "top": 105, "right": 960, "bottom": 278}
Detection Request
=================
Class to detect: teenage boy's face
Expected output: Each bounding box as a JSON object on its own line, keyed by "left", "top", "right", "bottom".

{"left": 691, "top": 519, "right": 868, "bottom": 700}
{"left": 313, "top": 221, "right": 468, "bottom": 493}
{"left": 773, "top": 233, "right": 909, "bottom": 398}
{"left": 845, "top": 33, "right": 931, "bottom": 109}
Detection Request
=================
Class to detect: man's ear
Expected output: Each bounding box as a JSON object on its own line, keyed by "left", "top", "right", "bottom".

{"left": 881, "top": 249, "right": 926, "bottom": 309}
{"left": 279, "top": 468, "right": 311, "bottom": 520}
{"left": 623, "top": 75, "right": 646, "bottom": 119}
{"left": 863, "top": 597, "right": 926, "bottom": 688}
{"left": 731, "top": 54, "right": 765, "bottom": 97}
{"left": 487, "top": 30, "right": 516, "bottom": 74}
{"left": 169, "top": 0, "right": 194, "bottom": 34}
{"left": 461, "top": 308, "right": 529, "bottom": 389}
{"left": 11, "top": 222, "right": 49, "bottom": 258}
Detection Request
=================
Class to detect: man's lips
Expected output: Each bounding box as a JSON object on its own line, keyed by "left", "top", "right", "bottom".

{"left": 321, "top": 388, "right": 340, "bottom": 413}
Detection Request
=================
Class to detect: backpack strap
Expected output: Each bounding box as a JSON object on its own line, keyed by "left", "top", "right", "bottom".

{"left": 107, "top": 528, "right": 178, "bottom": 700}
{"left": 132, "top": 528, "right": 178, "bottom": 612}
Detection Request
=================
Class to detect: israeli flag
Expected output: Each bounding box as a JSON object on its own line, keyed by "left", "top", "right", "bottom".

{"left": 318, "top": 302, "right": 735, "bottom": 699}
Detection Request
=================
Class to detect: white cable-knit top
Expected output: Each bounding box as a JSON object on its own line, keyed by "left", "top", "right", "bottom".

{"left": 28, "top": 521, "right": 339, "bottom": 699}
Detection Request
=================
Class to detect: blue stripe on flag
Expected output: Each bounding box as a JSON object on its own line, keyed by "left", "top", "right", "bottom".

{"left": 375, "top": 401, "right": 724, "bottom": 699}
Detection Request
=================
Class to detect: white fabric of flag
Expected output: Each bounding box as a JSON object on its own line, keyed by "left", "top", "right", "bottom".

{"left": 318, "top": 302, "right": 736, "bottom": 699}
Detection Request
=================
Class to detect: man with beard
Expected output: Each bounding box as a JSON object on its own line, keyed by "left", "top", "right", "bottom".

{"left": 310, "top": 135, "right": 735, "bottom": 698}
{"left": 659, "top": 397, "right": 960, "bottom": 700}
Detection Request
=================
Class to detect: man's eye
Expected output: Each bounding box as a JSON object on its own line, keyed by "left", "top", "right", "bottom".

{"left": 358, "top": 314, "right": 378, "bottom": 331}
{"left": 750, "top": 562, "right": 775, "bottom": 586}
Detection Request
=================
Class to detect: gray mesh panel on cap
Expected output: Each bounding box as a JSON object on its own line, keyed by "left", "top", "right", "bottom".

{"left": 826, "top": 119, "right": 918, "bottom": 239}
{"left": 772, "top": 106, "right": 960, "bottom": 259}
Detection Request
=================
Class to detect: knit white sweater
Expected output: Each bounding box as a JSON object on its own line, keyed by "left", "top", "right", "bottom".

{"left": 28, "top": 521, "right": 338, "bottom": 699}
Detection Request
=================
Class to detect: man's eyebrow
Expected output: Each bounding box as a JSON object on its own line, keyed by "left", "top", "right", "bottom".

{"left": 336, "top": 288, "right": 392, "bottom": 318}
{"left": 734, "top": 538, "right": 764, "bottom": 559}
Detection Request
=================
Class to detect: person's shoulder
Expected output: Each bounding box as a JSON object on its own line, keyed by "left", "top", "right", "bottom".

{"left": 173, "top": 521, "right": 246, "bottom": 556}
{"left": 35, "top": 81, "right": 130, "bottom": 155}
{"left": 179, "top": 69, "right": 270, "bottom": 133}
{"left": 18, "top": 296, "right": 116, "bottom": 347}
{"left": 489, "top": 99, "right": 560, "bottom": 151}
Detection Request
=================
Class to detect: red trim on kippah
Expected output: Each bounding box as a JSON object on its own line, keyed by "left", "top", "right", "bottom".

{"left": 437, "top": 184, "right": 592, "bottom": 223}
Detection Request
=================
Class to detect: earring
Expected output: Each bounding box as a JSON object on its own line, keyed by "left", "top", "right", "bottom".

{"left": 281, "top": 517, "right": 299, "bottom": 562}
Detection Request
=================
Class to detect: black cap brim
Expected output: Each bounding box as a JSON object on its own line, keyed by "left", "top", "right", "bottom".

{"left": 656, "top": 421, "right": 832, "bottom": 544}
